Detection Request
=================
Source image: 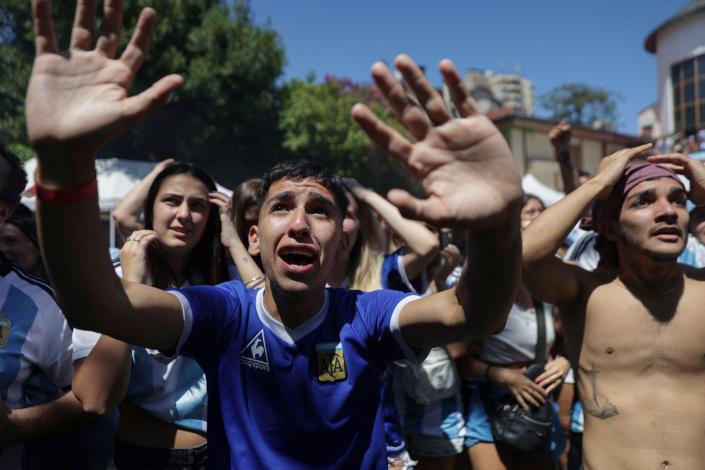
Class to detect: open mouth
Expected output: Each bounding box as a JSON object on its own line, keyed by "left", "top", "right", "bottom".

{"left": 278, "top": 246, "right": 317, "bottom": 271}
{"left": 280, "top": 252, "right": 315, "bottom": 266}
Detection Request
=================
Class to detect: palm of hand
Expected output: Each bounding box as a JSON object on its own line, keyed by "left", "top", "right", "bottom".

{"left": 407, "top": 116, "right": 521, "bottom": 228}
{"left": 27, "top": 51, "right": 133, "bottom": 155}
{"left": 354, "top": 56, "right": 522, "bottom": 229}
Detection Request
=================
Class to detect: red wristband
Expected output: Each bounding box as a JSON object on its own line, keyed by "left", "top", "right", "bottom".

{"left": 34, "top": 176, "right": 98, "bottom": 205}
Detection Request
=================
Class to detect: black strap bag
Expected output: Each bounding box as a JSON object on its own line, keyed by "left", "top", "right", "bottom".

{"left": 484, "top": 299, "right": 554, "bottom": 452}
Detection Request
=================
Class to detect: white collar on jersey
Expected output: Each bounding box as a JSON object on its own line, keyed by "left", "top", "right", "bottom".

{"left": 255, "top": 288, "right": 330, "bottom": 345}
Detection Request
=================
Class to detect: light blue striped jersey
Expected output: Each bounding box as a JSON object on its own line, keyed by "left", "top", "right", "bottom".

{"left": 678, "top": 235, "right": 705, "bottom": 268}
{"left": 0, "top": 256, "right": 73, "bottom": 468}
{"left": 72, "top": 262, "right": 207, "bottom": 433}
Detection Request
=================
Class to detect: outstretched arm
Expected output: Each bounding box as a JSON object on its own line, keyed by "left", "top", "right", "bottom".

{"left": 27, "top": 0, "right": 184, "bottom": 350}
{"left": 353, "top": 56, "right": 523, "bottom": 346}
{"left": 344, "top": 179, "right": 439, "bottom": 281}
{"left": 112, "top": 158, "right": 175, "bottom": 243}
{"left": 522, "top": 144, "right": 653, "bottom": 305}
{"left": 70, "top": 228, "right": 160, "bottom": 415}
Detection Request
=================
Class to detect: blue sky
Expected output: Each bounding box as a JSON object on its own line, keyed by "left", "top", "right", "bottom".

{"left": 246, "top": 0, "right": 690, "bottom": 134}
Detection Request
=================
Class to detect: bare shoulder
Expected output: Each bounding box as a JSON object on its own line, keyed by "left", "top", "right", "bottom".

{"left": 555, "top": 263, "right": 616, "bottom": 309}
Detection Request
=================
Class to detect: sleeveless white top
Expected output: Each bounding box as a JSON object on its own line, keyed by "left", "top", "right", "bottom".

{"left": 478, "top": 302, "right": 555, "bottom": 364}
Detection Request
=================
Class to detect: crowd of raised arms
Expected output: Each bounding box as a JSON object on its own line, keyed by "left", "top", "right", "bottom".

{"left": 2, "top": 1, "right": 705, "bottom": 470}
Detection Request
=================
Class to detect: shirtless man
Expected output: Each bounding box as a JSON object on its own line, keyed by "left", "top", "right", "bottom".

{"left": 523, "top": 144, "right": 705, "bottom": 469}
{"left": 25, "top": 0, "right": 522, "bottom": 467}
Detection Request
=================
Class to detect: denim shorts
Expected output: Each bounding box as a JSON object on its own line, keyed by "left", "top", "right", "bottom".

{"left": 464, "top": 383, "right": 565, "bottom": 459}
{"left": 406, "top": 433, "right": 465, "bottom": 457}
{"left": 113, "top": 439, "right": 208, "bottom": 470}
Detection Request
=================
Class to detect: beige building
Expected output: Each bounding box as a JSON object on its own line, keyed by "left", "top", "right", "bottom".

{"left": 465, "top": 69, "right": 534, "bottom": 116}
{"left": 637, "top": 104, "right": 664, "bottom": 138}
{"left": 491, "top": 112, "right": 644, "bottom": 191}
{"left": 644, "top": 0, "right": 705, "bottom": 137}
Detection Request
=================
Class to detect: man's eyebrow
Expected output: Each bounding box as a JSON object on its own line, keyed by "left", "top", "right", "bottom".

{"left": 306, "top": 191, "right": 337, "bottom": 208}
{"left": 669, "top": 186, "right": 686, "bottom": 196}
{"left": 265, "top": 191, "right": 296, "bottom": 206}
{"left": 627, "top": 188, "right": 655, "bottom": 201}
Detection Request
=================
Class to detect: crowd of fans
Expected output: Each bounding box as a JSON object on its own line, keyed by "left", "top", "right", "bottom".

{"left": 3, "top": 1, "right": 705, "bottom": 469}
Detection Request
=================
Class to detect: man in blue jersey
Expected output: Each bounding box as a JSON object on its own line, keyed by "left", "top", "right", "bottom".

{"left": 26, "top": 0, "right": 523, "bottom": 468}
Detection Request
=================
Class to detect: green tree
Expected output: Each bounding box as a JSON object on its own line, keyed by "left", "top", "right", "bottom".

{"left": 0, "top": 1, "right": 285, "bottom": 183}
{"left": 539, "top": 83, "right": 620, "bottom": 129}
{"left": 0, "top": 1, "right": 76, "bottom": 160}
{"left": 279, "top": 75, "right": 420, "bottom": 194}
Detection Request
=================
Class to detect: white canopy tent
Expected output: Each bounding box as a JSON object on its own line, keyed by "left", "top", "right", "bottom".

{"left": 521, "top": 173, "right": 565, "bottom": 207}
{"left": 22, "top": 158, "right": 232, "bottom": 247}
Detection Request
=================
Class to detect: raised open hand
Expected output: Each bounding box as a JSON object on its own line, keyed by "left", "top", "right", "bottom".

{"left": 352, "top": 55, "right": 522, "bottom": 229}
{"left": 26, "top": 0, "right": 182, "bottom": 162}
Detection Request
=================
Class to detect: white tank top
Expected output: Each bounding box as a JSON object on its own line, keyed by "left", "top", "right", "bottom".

{"left": 478, "top": 302, "right": 555, "bottom": 364}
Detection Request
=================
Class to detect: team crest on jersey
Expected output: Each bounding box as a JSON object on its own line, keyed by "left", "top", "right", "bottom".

{"left": 316, "top": 341, "right": 347, "bottom": 383}
{"left": 241, "top": 330, "right": 270, "bottom": 372}
{"left": 0, "top": 315, "right": 11, "bottom": 348}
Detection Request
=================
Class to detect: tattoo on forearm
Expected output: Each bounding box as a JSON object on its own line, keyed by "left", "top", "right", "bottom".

{"left": 581, "top": 364, "right": 619, "bottom": 419}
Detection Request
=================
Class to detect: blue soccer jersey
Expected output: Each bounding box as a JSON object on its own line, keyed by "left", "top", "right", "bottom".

{"left": 165, "top": 282, "right": 421, "bottom": 469}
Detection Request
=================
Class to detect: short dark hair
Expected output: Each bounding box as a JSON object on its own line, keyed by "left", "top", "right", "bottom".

{"left": 258, "top": 159, "right": 348, "bottom": 218}
{"left": 0, "top": 141, "right": 27, "bottom": 209}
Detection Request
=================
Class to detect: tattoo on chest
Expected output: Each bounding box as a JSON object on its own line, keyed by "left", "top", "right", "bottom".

{"left": 582, "top": 363, "right": 620, "bottom": 419}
